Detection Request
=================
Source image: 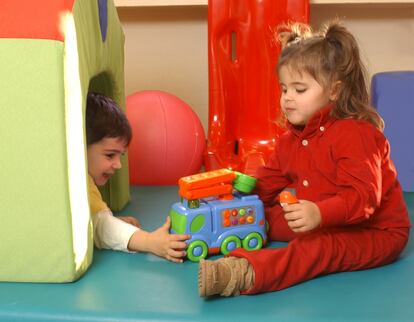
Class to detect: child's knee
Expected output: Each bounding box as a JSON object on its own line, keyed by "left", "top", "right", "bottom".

{"left": 265, "top": 207, "right": 297, "bottom": 241}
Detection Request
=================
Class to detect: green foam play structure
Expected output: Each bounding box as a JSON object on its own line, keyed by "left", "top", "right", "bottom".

{"left": 0, "top": 0, "right": 129, "bottom": 282}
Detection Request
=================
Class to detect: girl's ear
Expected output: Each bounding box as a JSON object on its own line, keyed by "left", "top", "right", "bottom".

{"left": 329, "top": 81, "right": 342, "bottom": 101}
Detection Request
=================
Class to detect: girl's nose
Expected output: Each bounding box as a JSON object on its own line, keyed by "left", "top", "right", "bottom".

{"left": 284, "top": 91, "right": 293, "bottom": 102}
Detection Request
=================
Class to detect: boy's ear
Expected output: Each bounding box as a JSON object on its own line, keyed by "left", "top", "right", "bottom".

{"left": 329, "top": 80, "right": 342, "bottom": 101}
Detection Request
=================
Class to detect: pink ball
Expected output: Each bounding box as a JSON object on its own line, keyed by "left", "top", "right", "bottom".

{"left": 126, "top": 90, "right": 206, "bottom": 185}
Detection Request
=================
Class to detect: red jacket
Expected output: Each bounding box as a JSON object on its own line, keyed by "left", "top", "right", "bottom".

{"left": 256, "top": 105, "right": 410, "bottom": 230}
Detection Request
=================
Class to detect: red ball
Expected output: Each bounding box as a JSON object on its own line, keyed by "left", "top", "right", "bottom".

{"left": 126, "top": 90, "right": 206, "bottom": 185}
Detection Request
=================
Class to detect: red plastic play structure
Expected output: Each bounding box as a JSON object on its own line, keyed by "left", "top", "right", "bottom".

{"left": 205, "top": 0, "right": 309, "bottom": 174}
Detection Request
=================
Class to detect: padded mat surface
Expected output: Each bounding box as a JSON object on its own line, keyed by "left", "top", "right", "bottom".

{"left": 0, "top": 187, "right": 412, "bottom": 322}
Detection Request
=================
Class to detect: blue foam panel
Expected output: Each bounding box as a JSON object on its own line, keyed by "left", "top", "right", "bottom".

{"left": 371, "top": 71, "right": 414, "bottom": 192}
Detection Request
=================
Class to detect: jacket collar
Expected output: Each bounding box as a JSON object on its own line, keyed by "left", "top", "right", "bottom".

{"left": 287, "top": 103, "right": 335, "bottom": 138}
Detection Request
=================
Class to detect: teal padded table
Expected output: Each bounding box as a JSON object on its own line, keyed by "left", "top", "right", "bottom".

{"left": 1, "top": 186, "right": 413, "bottom": 322}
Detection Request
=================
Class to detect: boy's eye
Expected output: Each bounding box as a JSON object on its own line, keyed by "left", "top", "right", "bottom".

{"left": 105, "top": 154, "right": 115, "bottom": 159}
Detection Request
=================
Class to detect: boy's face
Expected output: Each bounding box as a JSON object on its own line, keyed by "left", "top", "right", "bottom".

{"left": 279, "top": 66, "right": 333, "bottom": 126}
{"left": 87, "top": 137, "right": 127, "bottom": 186}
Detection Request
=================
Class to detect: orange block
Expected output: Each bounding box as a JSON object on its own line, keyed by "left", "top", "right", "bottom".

{"left": 179, "top": 169, "right": 236, "bottom": 190}
{"left": 279, "top": 190, "right": 298, "bottom": 206}
{"left": 179, "top": 183, "right": 233, "bottom": 200}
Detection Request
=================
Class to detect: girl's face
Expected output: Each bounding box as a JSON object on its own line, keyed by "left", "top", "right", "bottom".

{"left": 279, "top": 65, "right": 335, "bottom": 126}
{"left": 87, "top": 137, "right": 127, "bottom": 186}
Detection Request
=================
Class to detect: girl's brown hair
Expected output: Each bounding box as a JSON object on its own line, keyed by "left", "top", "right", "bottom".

{"left": 276, "top": 20, "right": 384, "bottom": 130}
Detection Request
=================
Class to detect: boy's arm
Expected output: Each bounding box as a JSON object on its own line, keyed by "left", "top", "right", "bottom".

{"left": 92, "top": 209, "right": 139, "bottom": 252}
{"left": 127, "top": 217, "right": 190, "bottom": 263}
{"left": 92, "top": 209, "right": 189, "bottom": 261}
{"left": 89, "top": 175, "right": 140, "bottom": 253}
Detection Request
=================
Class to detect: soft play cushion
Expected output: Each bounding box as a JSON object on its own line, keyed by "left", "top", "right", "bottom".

{"left": 0, "top": 0, "right": 129, "bottom": 282}
{"left": 371, "top": 71, "right": 414, "bottom": 192}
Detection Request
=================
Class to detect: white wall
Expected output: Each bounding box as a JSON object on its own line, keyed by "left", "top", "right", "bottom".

{"left": 311, "top": 4, "right": 414, "bottom": 78}
{"left": 117, "top": 6, "right": 208, "bottom": 127}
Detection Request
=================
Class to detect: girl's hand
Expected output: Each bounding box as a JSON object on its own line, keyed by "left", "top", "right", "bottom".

{"left": 282, "top": 200, "right": 321, "bottom": 233}
{"left": 147, "top": 217, "right": 191, "bottom": 263}
{"left": 118, "top": 216, "right": 141, "bottom": 228}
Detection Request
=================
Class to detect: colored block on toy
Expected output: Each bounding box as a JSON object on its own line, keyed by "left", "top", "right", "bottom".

{"left": 0, "top": 0, "right": 128, "bottom": 282}
{"left": 126, "top": 91, "right": 206, "bottom": 185}
{"left": 371, "top": 71, "right": 414, "bottom": 192}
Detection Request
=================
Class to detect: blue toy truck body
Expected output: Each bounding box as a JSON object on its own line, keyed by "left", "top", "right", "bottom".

{"left": 170, "top": 192, "right": 266, "bottom": 262}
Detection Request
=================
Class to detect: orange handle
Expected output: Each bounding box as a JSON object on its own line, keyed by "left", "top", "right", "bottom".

{"left": 279, "top": 190, "right": 298, "bottom": 205}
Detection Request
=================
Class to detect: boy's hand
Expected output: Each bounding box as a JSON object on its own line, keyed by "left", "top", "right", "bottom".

{"left": 282, "top": 200, "right": 321, "bottom": 233}
{"left": 118, "top": 216, "right": 141, "bottom": 228}
{"left": 147, "top": 216, "right": 191, "bottom": 263}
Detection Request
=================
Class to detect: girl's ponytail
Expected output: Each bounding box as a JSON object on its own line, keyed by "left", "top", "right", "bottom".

{"left": 321, "top": 21, "right": 384, "bottom": 130}
{"left": 276, "top": 22, "right": 312, "bottom": 49}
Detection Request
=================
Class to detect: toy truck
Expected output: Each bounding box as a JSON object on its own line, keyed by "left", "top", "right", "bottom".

{"left": 169, "top": 169, "right": 267, "bottom": 262}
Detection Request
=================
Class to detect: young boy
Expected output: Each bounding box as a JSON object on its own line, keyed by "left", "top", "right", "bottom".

{"left": 86, "top": 92, "right": 190, "bottom": 262}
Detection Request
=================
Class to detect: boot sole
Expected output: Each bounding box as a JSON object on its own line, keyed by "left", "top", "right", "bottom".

{"left": 198, "top": 259, "right": 207, "bottom": 297}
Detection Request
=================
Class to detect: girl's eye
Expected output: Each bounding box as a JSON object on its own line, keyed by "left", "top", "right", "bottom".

{"left": 296, "top": 88, "right": 306, "bottom": 93}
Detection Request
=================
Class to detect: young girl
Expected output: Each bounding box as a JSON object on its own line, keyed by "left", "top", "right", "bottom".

{"left": 198, "top": 21, "right": 411, "bottom": 297}
{"left": 86, "top": 92, "right": 190, "bottom": 262}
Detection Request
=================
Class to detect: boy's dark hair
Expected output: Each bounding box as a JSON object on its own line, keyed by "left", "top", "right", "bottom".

{"left": 86, "top": 92, "right": 132, "bottom": 146}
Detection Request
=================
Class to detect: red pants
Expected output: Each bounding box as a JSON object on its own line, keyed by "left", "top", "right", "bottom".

{"left": 230, "top": 205, "right": 409, "bottom": 295}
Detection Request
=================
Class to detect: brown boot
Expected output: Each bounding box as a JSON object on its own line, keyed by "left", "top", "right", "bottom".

{"left": 198, "top": 257, "right": 255, "bottom": 297}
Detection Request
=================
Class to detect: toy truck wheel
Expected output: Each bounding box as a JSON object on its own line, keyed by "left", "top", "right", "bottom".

{"left": 187, "top": 240, "right": 208, "bottom": 262}
{"left": 220, "top": 236, "right": 241, "bottom": 255}
{"left": 242, "top": 232, "right": 263, "bottom": 251}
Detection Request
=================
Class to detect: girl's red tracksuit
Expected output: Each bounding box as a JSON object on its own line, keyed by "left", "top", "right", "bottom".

{"left": 231, "top": 105, "right": 410, "bottom": 294}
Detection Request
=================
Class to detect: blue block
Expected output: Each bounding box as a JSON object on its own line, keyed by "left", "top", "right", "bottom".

{"left": 371, "top": 71, "right": 414, "bottom": 192}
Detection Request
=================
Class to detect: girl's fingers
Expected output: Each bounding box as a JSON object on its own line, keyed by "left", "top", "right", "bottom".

{"left": 287, "top": 218, "right": 305, "bottom": 230}
{"left": 284, "top": 211, "right": 301, "bottom": 221}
